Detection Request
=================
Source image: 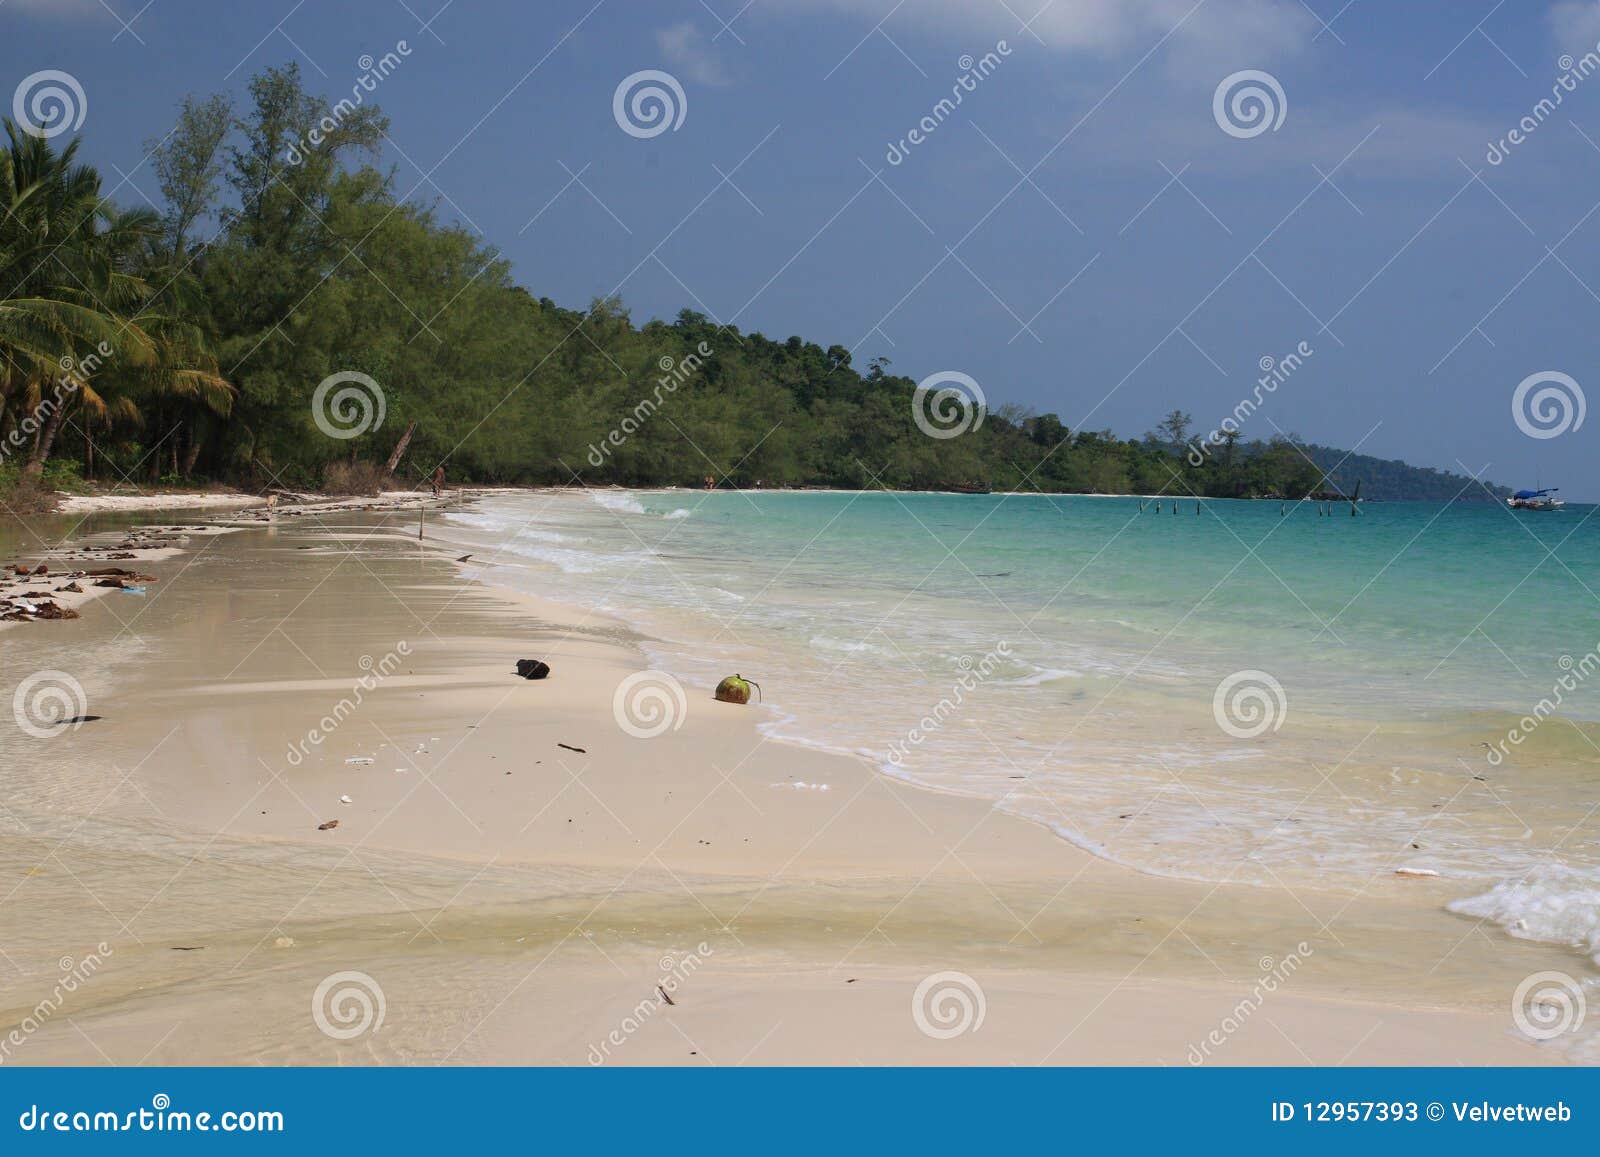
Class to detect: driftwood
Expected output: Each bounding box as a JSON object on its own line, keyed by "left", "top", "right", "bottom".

{"left": 384, "top": 420, "right": 418, "bottom": 475}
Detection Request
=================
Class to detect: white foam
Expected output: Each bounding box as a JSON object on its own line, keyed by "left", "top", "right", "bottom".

{"left": 997, "top": 666, "right": 1083, "bottom": 686}
{"left": 809, "top": 635, "right": 880, "bottom": 654}
{"left": 587, "top": 491, "right": 646, "bottom": 514}
{"left": 1448, "top": 866, "right": 1600, "bottom": 964}
{"left": 663, "top": 507, "right": 691, "bottom": 520}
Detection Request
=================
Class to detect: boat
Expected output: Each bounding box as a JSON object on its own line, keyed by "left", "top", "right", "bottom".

{"left": 943, "top": 482, "right": 992, "bottom": 494}
{"left": 1508, "top": 487, "right": 1564, "bottom": 511}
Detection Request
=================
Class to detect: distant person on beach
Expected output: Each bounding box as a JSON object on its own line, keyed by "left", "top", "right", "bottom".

{"left": 431, "top": 466, "right": 445, "bottom": 498}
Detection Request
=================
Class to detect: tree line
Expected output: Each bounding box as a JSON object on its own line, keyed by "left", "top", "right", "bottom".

{"left": 0, "top": 65, "right": 1506, "bottom": 504}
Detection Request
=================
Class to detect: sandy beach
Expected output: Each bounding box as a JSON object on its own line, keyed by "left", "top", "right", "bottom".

{"left": 0, "top": 495, "right": 1578, "bottom": 1066}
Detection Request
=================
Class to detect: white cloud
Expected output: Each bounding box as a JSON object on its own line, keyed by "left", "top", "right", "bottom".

{"left": 657, "top": 22, "right": 732, "bottom": 86}
{"left": 6, "top": 0, "right": 114, "bottom": 17}
{"left": 1549, "top": 1, "right": 1600, "bottom": 50}
{"left": 769, "top": 0, "right": 1315, "bottom": 61}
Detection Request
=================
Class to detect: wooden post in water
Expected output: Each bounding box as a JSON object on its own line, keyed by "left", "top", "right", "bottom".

{"left": 419, "top": 499, "right": 425, "bottom": 540}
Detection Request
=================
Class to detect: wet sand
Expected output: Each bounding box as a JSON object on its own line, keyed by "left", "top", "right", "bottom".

{"left": 0, "top": 501, "right": 1574, "bottom": 1065}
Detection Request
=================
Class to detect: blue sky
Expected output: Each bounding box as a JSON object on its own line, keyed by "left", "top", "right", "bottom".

{"left": 7, "top": 0, "right": 1600, "bottom": 496}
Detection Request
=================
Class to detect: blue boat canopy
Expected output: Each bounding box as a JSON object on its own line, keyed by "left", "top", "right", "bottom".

{"left": 1514, "top": 488, "right": 1558, "bottom": 499}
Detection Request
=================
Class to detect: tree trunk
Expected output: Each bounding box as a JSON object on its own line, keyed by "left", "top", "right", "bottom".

{"left": 182, "top": 434, "right": 203, "bottom": 477}
{"left": 383, "top": 420, "right": 418, "bottom": 476}
{"left": 22, "top": 400, "right": 67, "bottom": 478}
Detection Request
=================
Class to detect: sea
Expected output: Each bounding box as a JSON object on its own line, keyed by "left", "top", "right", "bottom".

{"left": 444, "top": 489, "right": 1600, "bottom": 974}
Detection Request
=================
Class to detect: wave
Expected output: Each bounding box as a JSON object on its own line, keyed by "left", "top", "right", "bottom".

{"left": 587, "top": 491, "right": 646, "bottom": 515}
{"left": 809, "top": 635, "right": 881, "bottom": 654}
{"left": 1448, "top": 866, "right": 1600, "bottom": 964}
{"left": 997, "top": 666, "right": 1083, "bottom": 686}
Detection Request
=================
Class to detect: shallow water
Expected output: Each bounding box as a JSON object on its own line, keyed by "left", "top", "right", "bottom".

{"left": 445, "top": 490, "right": 1600, "bottom": 972}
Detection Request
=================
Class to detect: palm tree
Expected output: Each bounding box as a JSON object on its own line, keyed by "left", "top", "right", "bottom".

{"left": 1, "top": 122, "right": 229, "bottom": 480}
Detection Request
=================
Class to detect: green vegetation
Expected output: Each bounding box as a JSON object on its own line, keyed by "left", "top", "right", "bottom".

{"left": 0, "top": 66, "right": 1508, "bottom": 507}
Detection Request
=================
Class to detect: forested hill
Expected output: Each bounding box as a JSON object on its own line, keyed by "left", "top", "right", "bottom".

{"left": 0, "top": 64, "right": 1509, "bottom": 505}
{"left": 1301, "top": 446, "right": 1510, "bottom": 502}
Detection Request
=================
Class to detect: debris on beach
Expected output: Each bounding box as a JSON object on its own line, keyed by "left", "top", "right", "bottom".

{"left": 344, "top": 756, "right": 374, "bottom": 765}
{"left": 1394, "top": 867, "right": 1438, "bottom": 878}
{"left": 274, "top": 937, "right": 296, "bottom": 949}
{"left": 557, "top": 742, "right": 586, "bottom": 754}
{"left": 515, "top": 658, "right": 551, "bottom": 680}
{"left": 339, "top": 794, "right": 353, "bottom": 805}
{"left": 714, "top": 673, "right": 762, "bottom": 704}
{"left": 27, "top": 600, "right": 79, "bottom": 620}
{"left": 317, "top": 819, "right": 340, "bottom": 831}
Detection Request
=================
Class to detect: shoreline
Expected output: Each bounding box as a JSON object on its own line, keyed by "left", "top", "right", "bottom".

{"left": 0, "top": 498, "right": 1578, "bottom": 1065}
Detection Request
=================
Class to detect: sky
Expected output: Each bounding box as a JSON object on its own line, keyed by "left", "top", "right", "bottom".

{"left": 6, "top": 0, "right": 1600, "bottom": 496}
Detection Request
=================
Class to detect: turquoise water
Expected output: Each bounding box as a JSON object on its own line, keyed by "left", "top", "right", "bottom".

{"left": 445, "top": 490, "right": 1600, "bottom": 964}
